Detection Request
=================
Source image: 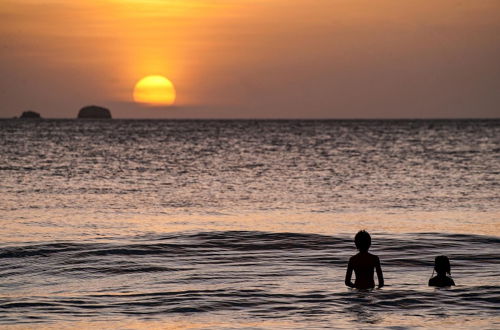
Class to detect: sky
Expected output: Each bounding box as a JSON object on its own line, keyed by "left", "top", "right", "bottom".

{"left": 1, "top": 0, "right": 499, "bottom": 119}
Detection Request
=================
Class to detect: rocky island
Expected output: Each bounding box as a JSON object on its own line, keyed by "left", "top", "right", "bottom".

{"left": 77, "top": 105, "right": 112, "bottom": 119}
{"left": 20, "top": 111, "right": 42, "bottom": 119}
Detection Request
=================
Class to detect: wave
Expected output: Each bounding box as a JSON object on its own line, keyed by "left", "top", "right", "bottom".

{"left": 1, "top": 231, "right": 499, "bottom": 325}
{"left": 1, "top": 231, "right": 499, "bottom": 265}
{"left": 1, "top": 287, "right": 499, "bottom": 317}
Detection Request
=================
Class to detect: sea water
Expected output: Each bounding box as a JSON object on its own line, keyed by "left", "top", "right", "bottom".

{"left": 0, "top": 119, "right": 499, "bottom": 328}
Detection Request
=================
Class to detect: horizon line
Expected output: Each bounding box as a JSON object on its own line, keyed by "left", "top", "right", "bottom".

{"left": 1, "top": 117, "right": 499, "bottom": 121}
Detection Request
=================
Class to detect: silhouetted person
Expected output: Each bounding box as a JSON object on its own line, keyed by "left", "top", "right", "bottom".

{"left": 428, "top": 255, "right": 455, "bottom": 287}
{"left": 345, "top": 230, "right": 384, "bottom": 289}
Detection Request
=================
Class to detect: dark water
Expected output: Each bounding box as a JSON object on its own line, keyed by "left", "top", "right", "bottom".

{"left": 0, "top": 232, "right": 499, "bottom": 328}
{"left": 0, "top": 119, "right": 499, "bottom": 328}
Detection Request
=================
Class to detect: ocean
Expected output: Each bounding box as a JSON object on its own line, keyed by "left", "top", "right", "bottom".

{"left": 0, "top": 119, "right": 499, "bottom": 328}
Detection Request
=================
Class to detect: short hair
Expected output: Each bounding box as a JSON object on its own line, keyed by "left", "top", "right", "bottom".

{"left": 434, "top": 255, "right": 451, "bottom": 274}
{"left": 354, "top": 230, "right": 371, "bottom": 251}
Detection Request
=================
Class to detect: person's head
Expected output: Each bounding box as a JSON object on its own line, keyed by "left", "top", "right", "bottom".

{"left": 434, "top": 255, "right": 451, "bottom": 275}
{"left": 354, "top": 230, "right": 371, "bottom": 252}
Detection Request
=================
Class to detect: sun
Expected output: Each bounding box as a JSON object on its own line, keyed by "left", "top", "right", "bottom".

{"left": 133, "top": 75, "right": 176, "bottom": 106}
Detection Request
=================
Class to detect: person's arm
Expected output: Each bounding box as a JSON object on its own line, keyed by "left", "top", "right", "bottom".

{"left": 376, "top": 256, "right": 384, "bottom": 288}
{"left": 345, "top": 258, "right": 355, "bottom": 288}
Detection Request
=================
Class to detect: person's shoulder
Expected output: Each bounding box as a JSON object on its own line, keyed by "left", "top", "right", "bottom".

{"left": 349, "top": 253, "right": 362, "bottom": 264}
{"left": 429, "top": 276, "right": 444, "bottom": 287}
{"left": 367, "top": 252, "right": 380, "bottom": 261}
{"left": 429, "top": 276, "right": 455, "bottom": 287}
{"left": 351, "top": 252, "right": 363, "bottom": 259}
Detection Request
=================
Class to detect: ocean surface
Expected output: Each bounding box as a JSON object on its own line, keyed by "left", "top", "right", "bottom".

{"left": 0, "top": 119, "right": 499, "bottom": 329}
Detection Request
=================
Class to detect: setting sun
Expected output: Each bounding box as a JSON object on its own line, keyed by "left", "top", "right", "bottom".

{"left": 133, "top": 75, "right": 176, "bottom": 106}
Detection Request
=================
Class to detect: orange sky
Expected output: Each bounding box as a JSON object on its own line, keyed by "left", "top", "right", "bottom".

{"left": 1, "top": 0, "right": 499, "bottom": 118}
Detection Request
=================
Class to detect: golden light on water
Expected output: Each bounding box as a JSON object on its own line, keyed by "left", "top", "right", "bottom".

{"left": 133, "top": 75, "right": 176, "bottom": 106}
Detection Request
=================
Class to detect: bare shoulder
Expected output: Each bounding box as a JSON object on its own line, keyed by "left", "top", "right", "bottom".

{"left": 349, "top": 253, "right": 361, "bottom": 265}
{"left": 368, "top": 252, "right": 380, "bottom": 262}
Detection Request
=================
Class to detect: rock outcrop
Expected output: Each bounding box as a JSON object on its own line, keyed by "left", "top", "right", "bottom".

{"left": 77, "top": 105, "right": 112, "bottom": 119}
{"left": 20, "top": 111, "right": 41, "bottom": 119}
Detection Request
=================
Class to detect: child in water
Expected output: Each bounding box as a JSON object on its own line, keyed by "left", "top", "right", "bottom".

{"left": 345, "top": 230, "right": 384, "bottom": 289}
{"left": 428, "top": 255, "right": 455, "bottom": 287}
